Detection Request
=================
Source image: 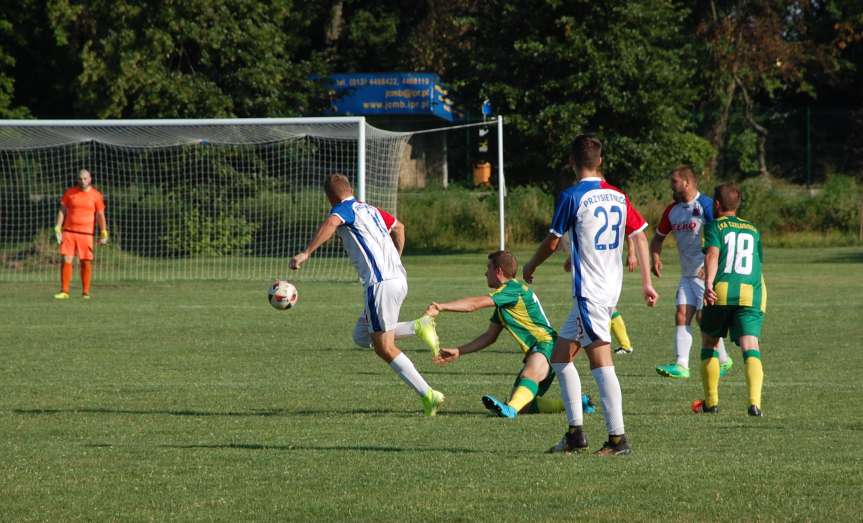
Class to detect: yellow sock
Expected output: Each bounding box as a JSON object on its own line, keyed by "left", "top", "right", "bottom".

{"left": 610, "top": 312, "right": 632, "bottom": 349}
{"left": 508, "top": 385, "right": 537, "bottom": 412}
{"left": 534, "top": 396, "right": 565, "bottom": 413}
{"left": 744, "top": 350, "right": 764, "bottom": 408}
{"left": 700, "top": 348, "right": 720, "bottom": 407}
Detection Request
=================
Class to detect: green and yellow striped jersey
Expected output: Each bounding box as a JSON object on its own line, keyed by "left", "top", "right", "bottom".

{"left": 703, "top": 215, "right": 767, "bottom": 312}
{"left": 488, "top": 279, "right": 557, "bottom": 353}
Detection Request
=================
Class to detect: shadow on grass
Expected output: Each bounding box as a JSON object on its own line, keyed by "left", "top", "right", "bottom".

{"left": 154, "top": 442, "right": 485, "bottom": 453}
{"left": 14, "top": 407, "right": 287, "bottom": 417}
{"left": 306, "top": 347, "right": 368, "bottom": 353}
{"left": 13, "top": 406, "right": 481, "bottom": 418}
{"left": 355, "top": 370, "right": 515, "bottom": 377}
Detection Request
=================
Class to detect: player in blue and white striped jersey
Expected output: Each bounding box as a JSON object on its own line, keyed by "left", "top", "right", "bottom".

{"left": 523, "top": 135, "right": 658, "bottom": 456}
{"left": 290, "top": 173, "right": 444, "bottom": 416}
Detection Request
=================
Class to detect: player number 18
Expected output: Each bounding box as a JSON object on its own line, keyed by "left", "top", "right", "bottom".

{"left": 722, "top": 231, "right": 754, "bottom": 275}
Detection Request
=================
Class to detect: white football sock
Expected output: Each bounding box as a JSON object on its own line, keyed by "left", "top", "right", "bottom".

{"left": 388, "top": 353, "right": 430, "bottom": 397}
{"left": 592, "top": 366, "right": 624, "bottom": 436}
{"left": 675, "top": 325, "right": 692, "bottom": 367}
{"left": 716, "top": 337, "right": 729, "bottom": 364}
{"left": 552, "top": 362, "right": 583, "bottom": 427}
{"left": 393, "top": 321, "right": 416, "bottom": 339}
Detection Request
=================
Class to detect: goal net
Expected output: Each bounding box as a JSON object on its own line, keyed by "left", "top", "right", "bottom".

{"left": 0, "top": 118, "right": 409, "bottom": 282}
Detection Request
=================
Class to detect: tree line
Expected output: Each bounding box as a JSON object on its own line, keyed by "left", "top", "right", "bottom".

{"left": 1, "top": 0, "right": 861, "bottom": 187}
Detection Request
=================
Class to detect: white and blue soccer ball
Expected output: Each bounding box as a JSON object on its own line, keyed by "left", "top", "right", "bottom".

{"left": 268, "top": 280, "right": 298, "bottom": 310}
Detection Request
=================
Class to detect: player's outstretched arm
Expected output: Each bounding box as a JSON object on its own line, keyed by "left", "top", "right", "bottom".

{"left": 433, "top": 323, "right": 504, "bottom": 365}
{"left": 703, "top": 246, "right": 720, "bottom": 306}
{"left": 523, "top": 233, "right": 561, "bottom": 283}
{"left": 290, "top": 215, "right": 341, "bottom": 270}
{"left": 649, "top": 233, "right": 665, "bottom": 278}
{"left": 426, "top": 296, "right": 495, "bottom": 317}
{"left": 632, "top": 230, "right": 658, "bottom": 307}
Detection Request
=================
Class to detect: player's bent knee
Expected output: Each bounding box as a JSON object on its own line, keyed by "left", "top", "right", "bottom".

{"left": 371, "top": 337, "right": 400, "bottom": 363}
{"left": 522, "top": 357, "right": 548, "bottom": 381}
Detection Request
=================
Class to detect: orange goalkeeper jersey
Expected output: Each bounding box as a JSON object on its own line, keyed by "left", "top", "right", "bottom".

{"left": 60, "top": 187, "right": 105, "bottom": 234}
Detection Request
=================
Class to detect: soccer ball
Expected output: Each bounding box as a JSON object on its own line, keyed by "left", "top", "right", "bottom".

{"left": 268, "top": 280, "right": 298, "bottom": 310}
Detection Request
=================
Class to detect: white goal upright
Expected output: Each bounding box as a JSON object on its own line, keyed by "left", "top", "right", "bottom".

{"left": 0, "top": 117, "right": 409, "bottom": 282}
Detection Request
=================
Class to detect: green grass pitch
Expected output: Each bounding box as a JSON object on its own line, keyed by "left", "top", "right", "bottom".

{"left": 1, "top": 248, "right": 861, "bottom": 521}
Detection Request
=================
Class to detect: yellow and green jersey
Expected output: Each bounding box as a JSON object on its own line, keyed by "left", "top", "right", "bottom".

{"left": 489, "top": 279, "right": 557, "bottom": 353}
{"left": 703, "top": 215, "right": 766, "bottom": 312}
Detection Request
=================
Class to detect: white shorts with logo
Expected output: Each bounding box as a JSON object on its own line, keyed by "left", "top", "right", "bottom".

{"left": 353, "top": 277, "right": 408, "bottom": 346}
{"left": 676, "top": 277, "right": 705, "bottom": 310}
{"left": 560, "top": 297, "right": 613, "bottom": 347}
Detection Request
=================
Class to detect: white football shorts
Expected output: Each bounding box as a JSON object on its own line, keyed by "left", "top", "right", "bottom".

{"left": 676, "top": 276, "right": 706, "bottom": 310}
{"left": 364, "top": 276, "right": 408, "bottom": 334}
{"left": 560, "top": 297, "right": 613, "bottom": 347}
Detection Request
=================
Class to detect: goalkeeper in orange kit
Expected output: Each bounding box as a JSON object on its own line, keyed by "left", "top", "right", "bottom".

{"left": 53, "top": 169, "right": 108, "bottom": 299}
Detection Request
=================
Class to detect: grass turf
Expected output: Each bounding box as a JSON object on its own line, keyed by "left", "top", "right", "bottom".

{"left": 1, "top": 247, "right": 861, "bottom": 521}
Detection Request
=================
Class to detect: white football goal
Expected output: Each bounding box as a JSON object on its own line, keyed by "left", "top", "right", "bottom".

{"left": 0, "top": 116, "right": 505, "bottom": 282}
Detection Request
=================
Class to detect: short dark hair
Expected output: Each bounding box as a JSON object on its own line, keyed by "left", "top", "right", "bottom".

{"left": 714, "top": 182, "right": 741, "bottom": 212}
{"left": 488, "top": 250, "right": 518, "bottom": 278}
{"left": 324, "top": 173, "right": 353, "bottom": 199}
{"left": 671, "top": 165, "right": 697, "bottom": 186}
{"left": 569, "top": 135, "right": 602, "bottom": 170}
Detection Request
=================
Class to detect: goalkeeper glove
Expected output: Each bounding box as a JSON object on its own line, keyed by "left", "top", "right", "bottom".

{"left": 53, "top": 225, "right": 62, "bottom": 244}
{"left": 99, "top": 229, "right": 109, "bottom": 243}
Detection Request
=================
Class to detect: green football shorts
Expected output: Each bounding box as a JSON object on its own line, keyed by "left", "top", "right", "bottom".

{"left": 700, "top": 305, "right": 763, "bottom": 345}
{"left": 529, "top": 340, "right": 555, "bottom": 362}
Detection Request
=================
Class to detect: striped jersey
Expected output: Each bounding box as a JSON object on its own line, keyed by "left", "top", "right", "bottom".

{"left": 656, "top": 192, "right": 715, "bottom": 277}
{"left": 329, "top": 197, "right": 406, "bottom": 287}
{"left": 551, "top": 177, "right": 648, "bottom": 306}
{"left": 488, "top": 279, "right": 556, "bottom": 353}
{"left": 703, "top": 215, "right": 766, "bottom": 312}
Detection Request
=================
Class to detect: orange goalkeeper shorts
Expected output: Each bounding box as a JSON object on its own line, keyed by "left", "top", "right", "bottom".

{"left": 60, "top": 230, "right": 94, "bottom": 260}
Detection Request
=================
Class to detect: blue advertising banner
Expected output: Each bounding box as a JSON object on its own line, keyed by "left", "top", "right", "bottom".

{"left": 328, "top": 73, "right": 460, "bottom": 122}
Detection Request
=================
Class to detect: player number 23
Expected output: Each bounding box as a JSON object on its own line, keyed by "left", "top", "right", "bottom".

{"left": 593, "top": 205, "right": 622, "bottom": 251}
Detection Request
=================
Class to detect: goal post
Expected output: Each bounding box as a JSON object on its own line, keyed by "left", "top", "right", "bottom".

{"left": 497, "top": 115, "right": 506, "bottom": 251}
{"left": 0, "top": 117, "right": 409, "bottom": 282}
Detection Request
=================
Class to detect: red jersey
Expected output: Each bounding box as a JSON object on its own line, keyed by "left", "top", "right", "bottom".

{"left": 60, "top": 187, "right": 105, "bottom": 234}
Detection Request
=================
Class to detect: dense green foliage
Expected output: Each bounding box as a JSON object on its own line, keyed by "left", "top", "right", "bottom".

{"left": 1, "top": 1, "right": 861, "bottom": 185}
{"left": 397, "top": 176, "right": 863, "bottom": 251}
{"left": 398, "top": 185, "right": 553, "bottom": 252}
{"left": 439, "top": 1, "right": 714, "bottom": 185}
{"left": 1, "top": 248, "right": 861, "bottom": 520}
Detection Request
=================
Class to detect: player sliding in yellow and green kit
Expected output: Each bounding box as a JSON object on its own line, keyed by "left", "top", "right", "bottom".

{"left": 695, "top": 182, "right": 766, "bottom": 416}
{"left": 425, "top": 250, "right": 594, "bottom": 418}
